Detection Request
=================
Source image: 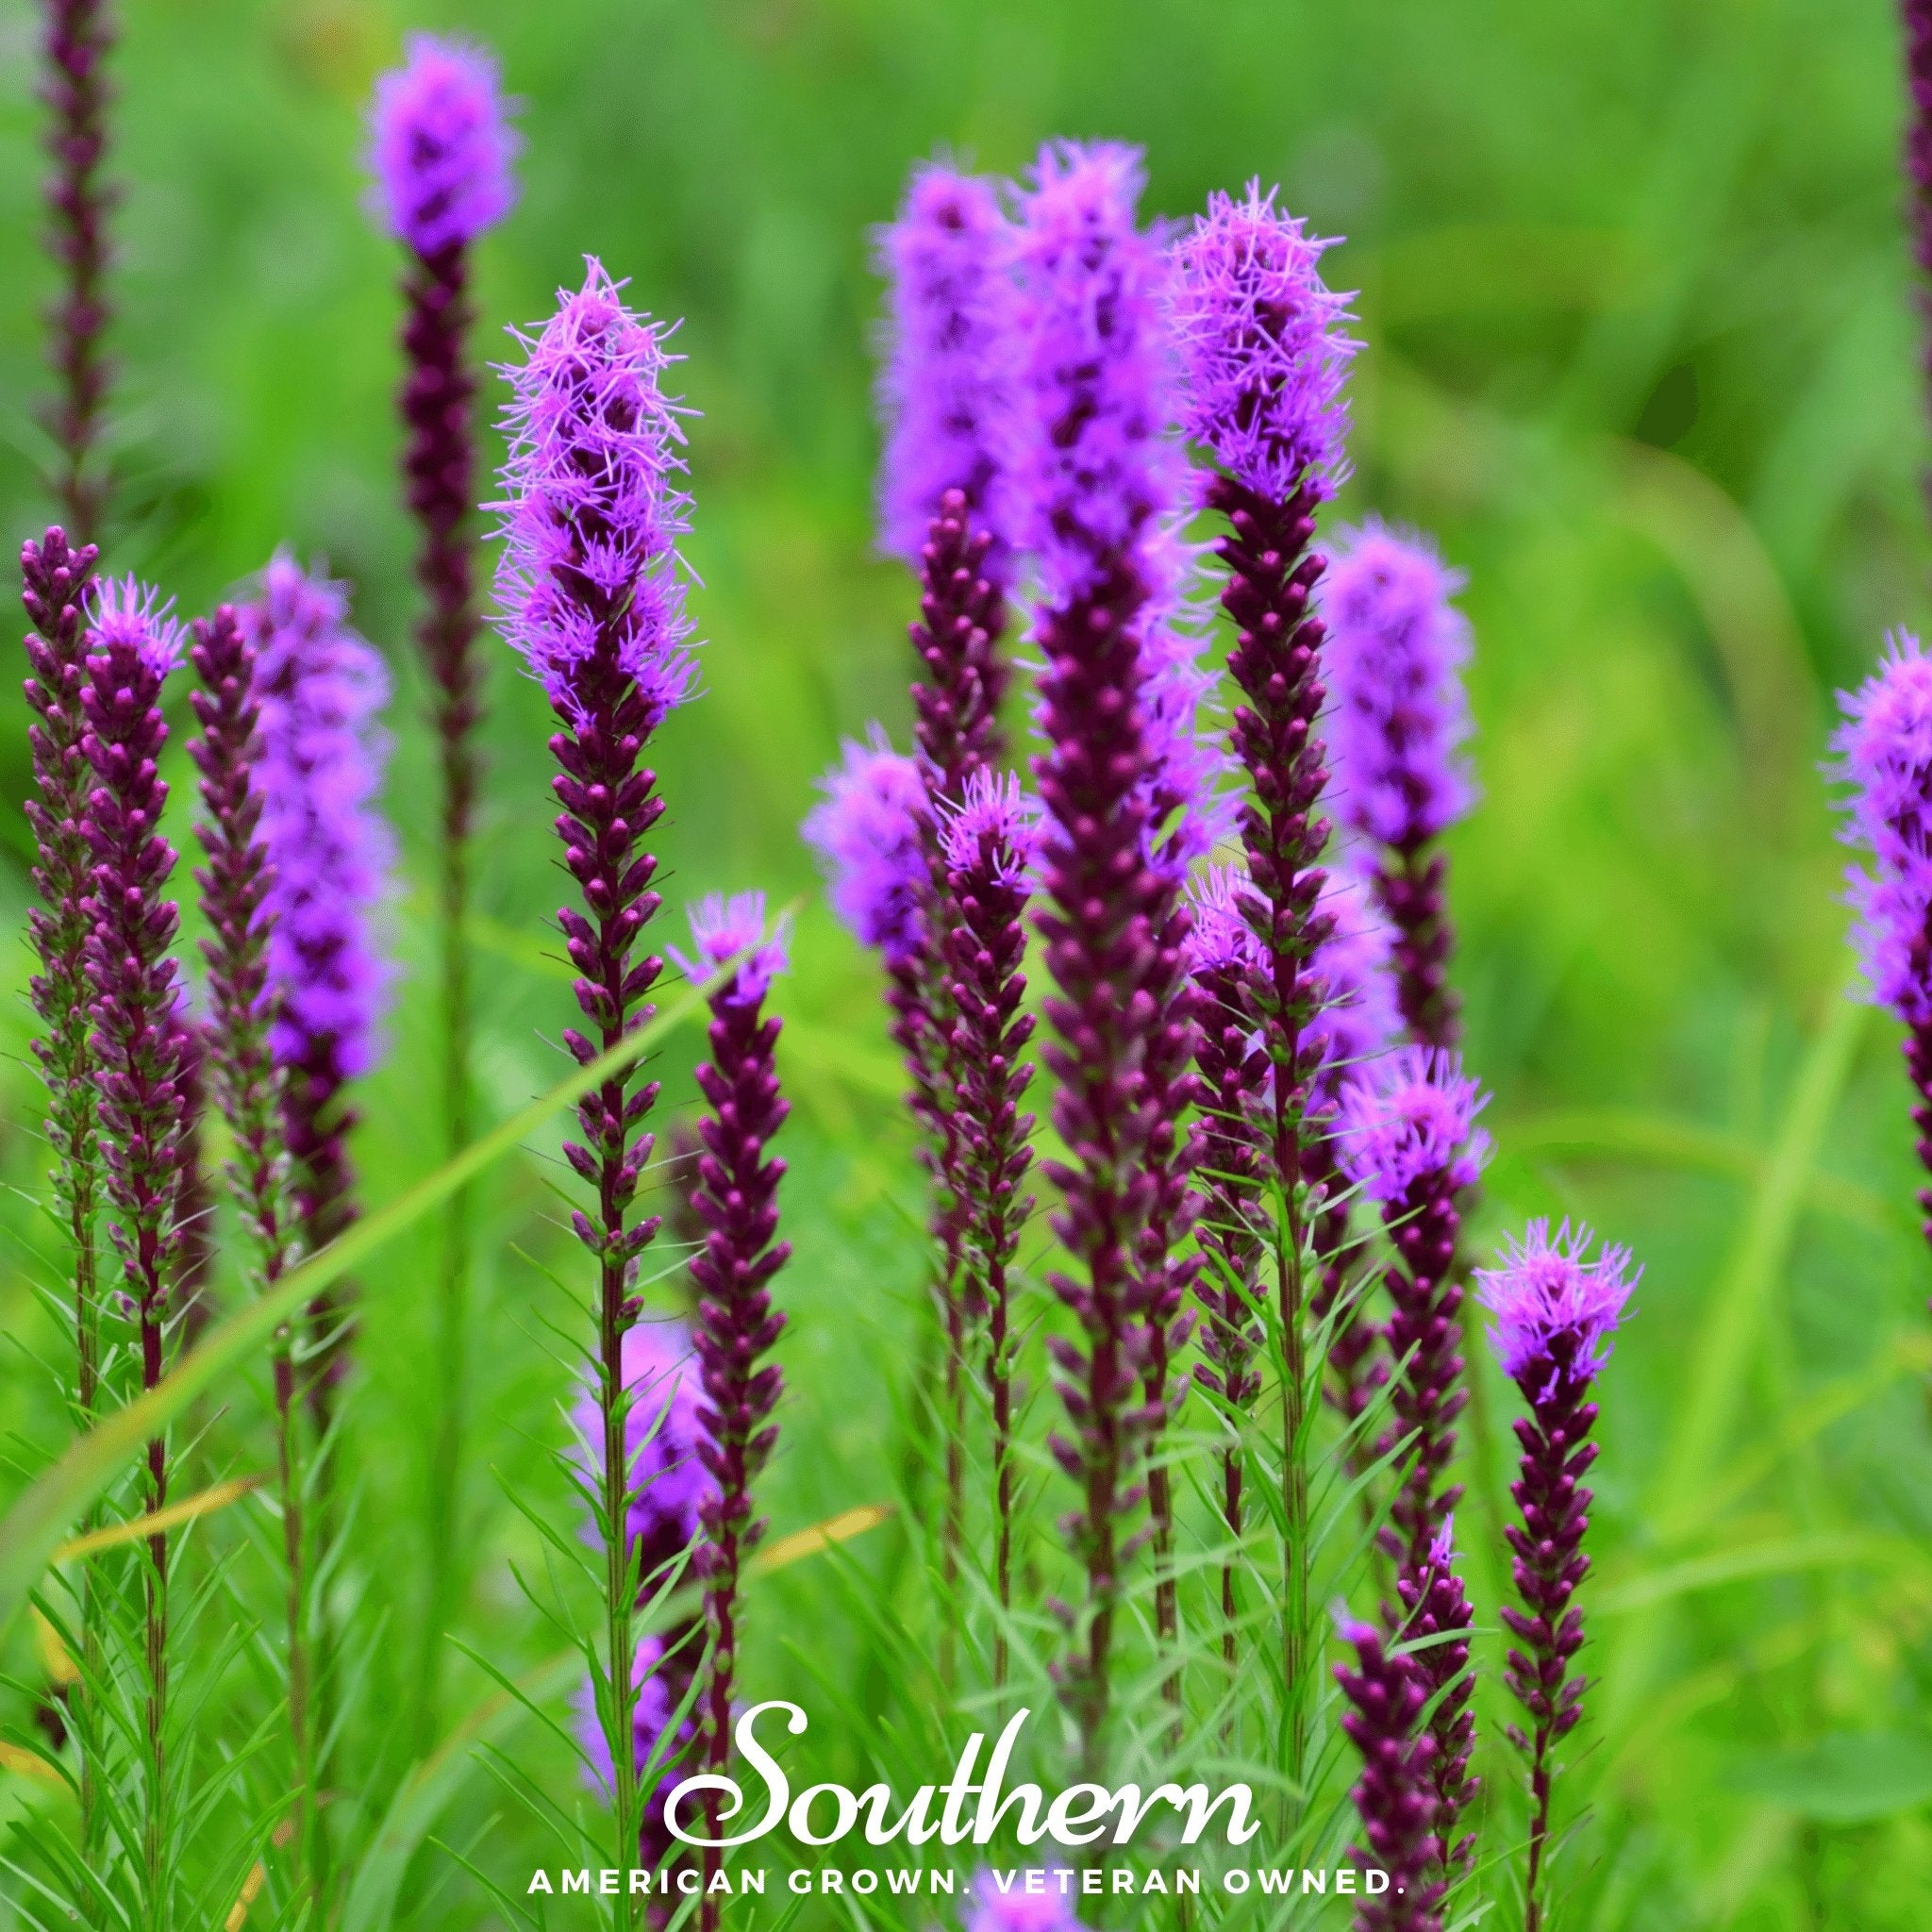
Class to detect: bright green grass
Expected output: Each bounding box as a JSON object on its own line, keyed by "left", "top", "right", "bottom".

{"left": 5, "top": 0, "right": 1932, "bottom": 1925}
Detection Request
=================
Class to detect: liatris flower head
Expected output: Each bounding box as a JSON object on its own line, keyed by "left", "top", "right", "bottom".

{"left": 369, "top": 34, "right": 519, "bottom": 256}
{"left": 1008, "top": 139, "right": 1177, "bottom": 605}
{"left": 963, "top": 1874, "right": 1091, "bottom": 1932}
{"left": 874, "top": 161, "right": 1021, "bottom": 569}
{"left": 494, "top": 260, "right": 697, "bottom": 722}
{"left": 1186, "top": 862, "right": 1265, "bottom": 976}
{"left": 89, "top": 574, "right": 183, "bottom": 675}
{"left": 1337, "top": 1045, "right": 1489, "bottom": 1203}
{"left": 1477, "top": 1218, "right": 1639, "bottom": 1400}
{"left": 1168, "top": 181, "right": 1356, "bottom": 503}
{"left": 669, "top": 891, "right": 791, "bottom": 1005}
{"left": 1324, "top": 520, "right": 1476, "bottom": 850}
{"left": 242, "top": 553, "right": 394, "bottom": 1081}
{"left": 1307, "top": 858, "right": 1400, "bottom": 1105}
{"left": 802, "top": 727, "right": 928, "bottom": 961}
{"left": 941, "top": 767, "right": 1043, "bottom": 881}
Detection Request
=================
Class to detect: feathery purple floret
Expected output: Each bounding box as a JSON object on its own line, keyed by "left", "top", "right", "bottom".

{"left": 1324, "top": 522, "right": 1475, "bottom": 852}
{"left": 244, "top": 554, "right": 394, "bottom": 1085}
{"left": 495, "top": 260, "right": 697, "bottom": 721}
{"left": 1010, "top": 140, "right": 1178, "bottom": 606}
{"left": 669, "top": 891, "right": 791, "bottom": 1005}
{"left": 875, "top": 163, "right": 1021, "bottom": 571}
{"left": 1336, "top": 1046, "right": 1489, "bottom": 1205}
{"left": 369, "top": 35, "right": 518, "bottom": 257}
{"left": 1169, "top": 183, "right": 1355, "bottom": 503}
{"left": 803, "top": 728, "right": 928, "bottom": 962}
{"left": 1478, "top": 1219, "right": 1637, "bottom": 1401}
{"left": 963, "top": 1876, "right": 1091, "bottom": 1932}
{"left": 940, "top": 767, "right": 1042, "bottom": 879}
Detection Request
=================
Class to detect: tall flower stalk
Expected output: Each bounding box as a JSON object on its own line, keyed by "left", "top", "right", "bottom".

{"left": 243, "top": 556, "right": 393, "bottom": 1402}
{"left": 874, "top": 161, "right": 1021, "bottom": 1633}
{"left": 1009, "top": 141, "right": 1192, "bottom": 1763}
{"left": 186, "top": 604, "right": 319, "bottom": 1902}
{"left": 21, "top": 525, "right": 105, "bottom": 1855}
{"left": 369, "top": 39, "right": 518, "bottom": 1730}
{"left": 1395, "top": 1517, "right": 1479, "bottom": 1890}
{"left": 1324, "top": 522, "right": 1475, "bottom": 1049}
{"left": 674, "top": 895, "right": 791, "bottom": 1929}
{"left": 938, "top": 772, "right": 1041, "bottom": 1685}
{"left": 40, "top": 0, "right": 116, "bottom": 534}
{"left": 1335, "top": 1047, "right": 1489, "bottom": 1572}
{"left": 1171, "top": 182, "right": 1356, "bottom": 1768}
{"left": 1831, "top": 632, "right": 1932, "bottom": 1290}
{"left": 77, "top": 578, "right": 191, "bottom": 1914}
{"left": 1903, "top": 0, "right": 1932, "bottom": 491}
{"left": 493, "top": 260, "right": 697, "bottom": 1920}
{"left": 1477, "top": 1221, "right": 1639, "bottom": 1932}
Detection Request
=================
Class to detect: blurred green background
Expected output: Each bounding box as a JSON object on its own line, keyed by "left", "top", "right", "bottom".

{"left": 5, "top": 0, "right": 1932, "bottom": 1924}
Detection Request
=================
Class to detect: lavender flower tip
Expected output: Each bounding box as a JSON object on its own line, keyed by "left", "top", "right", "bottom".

{"left": 369, "top": 33, "right": 520, "bottom": 255}
{"left": 1335, "top": 1044, "right": 1490, "bottom": 1202}
{"left": 1475, "top": 1217, "right": 1638, "bottom": 1397}
{"left": 801, "top": 725, "right": 927, "bottom": 961}
{"left": 670, "top": 891, "right": 791, "bottom": 1002}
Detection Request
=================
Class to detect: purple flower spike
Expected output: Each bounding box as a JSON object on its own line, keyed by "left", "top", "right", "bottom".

{"left": 1174, "top": 179, "right": 1358, "bottom": 1734}
{"left": 689, "top": 910, "right": 791, "bottom": 1921}
{"left": 22, "top": 529, "right": 107, "bottom": 1413}
{"left": 243, "top": 554, "right": 393, "bottom": 1379}
{"left": 1324, "top": 522, "right": 1475, "bottom": 1046}
{"left": 1338, "top": 1049, "right": 1489, "bottom": 1573}
{"left": 1476, "top": 1220, "right": 1638, "bottom": 1932}
{"left": 1904, "top": 1, "right": 1932, "bottom": 499}
{"left": 804, "top": 728, "right": 930, "bottom": 961}
{"left": 939, "top": 769, "right": 1041, "bottom": 1682}
{"left": 1010, "top": 140, "right": 1180, "bottom": 606}
{"left": 1170, "top": 182, "right": 1357, "bottom": 504}
{"left": 369, "top": 35, "right": 518, "bottom": 257}
{"left": 963, "top": 1874, "right": 1092, "bottom": 1932}
{"left": 875, "top": 162, "right": 1020, "bottom": 573}
{"left": 494, "top": 260, "right": 697, "bottom": 722}
{"left": 77, "top": 574, "right": 192, "bottom": 1856}
{"left": 41, "top": 1, "right": 117, "bottom": 535}
{"left": 670, "top": 891, "right": 791, "bottom": 1005}
{"left": 1013, "top": 137, "right": 1200, "bottom": 1739}
{"left": 1334, "top": 1616, "right": 1444, "bottom": 1932}
{"left": 493, "top": 260, "right": 699, "bottom": 1888}
{"left": 1394, "top": 1515, "right": 1479, "bottom": 1888}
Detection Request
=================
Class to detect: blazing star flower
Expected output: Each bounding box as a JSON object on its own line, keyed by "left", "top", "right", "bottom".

{"left": 41, "top": 3, "right": 117, "bottom": 536}
{"left": 368, "top": 35, "right": 518, "bottom": 257}
{"left": 1009, "top": 139, "right": 1179, "bottom": 607}
{"left": 803, "top": 728, "right": 929, "bottom": 963}
{"left": 1338, "top": 1048, "right": 1490, "bottom": 1573}
{"left": 874, "top": 161, "right": 1021, "bottom": 572}
{"left": 1395, "top": 1515, "right": 1479, "bottom": 1887}
{"left": 1477, "top": 1219, "right": 1638, "bottom": 1401}
{"left": 1169, "top": 181, "right": 1356, "bottom": 503}
{"left": 669, "top": 891, "right": 791, "bottom": 1006}
{"left": 1011, "top": 137, "right": 1199, "bottom": 1732}
{"left": 1336, "top": 1046, "right": 1490, "bottom": 1206}
{"left": 494, "top": 260, "right": 697, "bottom": 722}
{"left": 1476, "top": 1220, "right": 1638, "bottom": 1932}
{"left": 1307, "top": 858, "right": 1400, "bottom": 1108}
{"left": 1334, "top": 1615, "right": 1444, "bottom": 1932}
{"left": 687, "top": 897, "right": 791, "bottom": 1906}
{"left": 1324, "top": 521, "right": 1475, "bottom": 852}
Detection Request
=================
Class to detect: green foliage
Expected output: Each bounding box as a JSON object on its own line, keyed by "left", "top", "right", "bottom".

{"left": 5, "top": 0, "right": 1932, "bottom": 1925}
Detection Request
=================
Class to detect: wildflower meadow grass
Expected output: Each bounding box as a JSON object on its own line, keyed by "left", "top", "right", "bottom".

{"left": 5, "top": 3, "right": 1932, "bottom": 1929}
